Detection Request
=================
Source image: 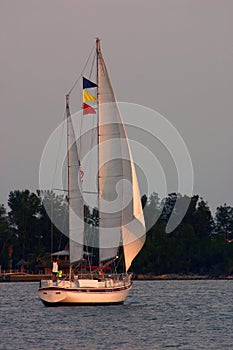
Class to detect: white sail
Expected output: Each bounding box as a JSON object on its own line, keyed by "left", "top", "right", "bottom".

{"left": 97, "top": 45, "right": 123, "bottom": 261}
{"left": 66, "top": 99, "right": 84, "bottom": 263}
{"left": 121, "top": 147, "right": 146, "bottom": 271}
{"left": 97, "top": 41, "right": 146, "bottom": 268}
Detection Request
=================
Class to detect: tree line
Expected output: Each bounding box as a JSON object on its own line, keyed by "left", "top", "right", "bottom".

{"left": 133, "top": 193, "right": 233, "bottom": 276}
{"left": 0, "top": 190, "right": 68, "bottom": 272}
{"left": 0, "top": 190, "right": 233, "bottom": 276}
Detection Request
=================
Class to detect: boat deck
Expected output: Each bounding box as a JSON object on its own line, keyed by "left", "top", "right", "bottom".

{"left": 40, "top": 273, "right": 132, "bottom": 289}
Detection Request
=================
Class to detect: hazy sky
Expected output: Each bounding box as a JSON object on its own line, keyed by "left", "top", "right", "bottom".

{"left": 1, "top": 0, "right": 232, "bottom": 213}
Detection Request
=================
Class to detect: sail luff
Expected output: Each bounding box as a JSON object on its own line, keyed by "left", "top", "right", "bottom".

{"left": 66, "top": 95, "right": 84, "bottom": 264}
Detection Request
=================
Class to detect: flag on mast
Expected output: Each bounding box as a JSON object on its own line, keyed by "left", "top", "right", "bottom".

{"left": 83, "top": 77, "right": 97, "bottom": 89}
{"left": 83, "top": 90, "right": 97, "bottom": 102}
{"left": 83, "top": 103, "right": 96, "bottom": 115}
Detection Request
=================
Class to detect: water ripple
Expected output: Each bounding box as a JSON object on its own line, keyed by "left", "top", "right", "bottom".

{"left": 1, "top": 280, "right": 233, "bottom": 349}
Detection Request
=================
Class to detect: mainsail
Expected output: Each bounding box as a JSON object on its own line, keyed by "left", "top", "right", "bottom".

{"left": 97, "top": 39, "right": 146, "bottom": 270}
{"left": 66, "top": 96, "right": 84, "bottom": 263}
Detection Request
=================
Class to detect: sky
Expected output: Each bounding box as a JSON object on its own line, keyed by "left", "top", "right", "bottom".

{"left": 1, "top": 0, "right": 233, "bottom": 214}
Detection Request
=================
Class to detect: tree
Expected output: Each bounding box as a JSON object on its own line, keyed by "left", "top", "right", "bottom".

{"left": 160, "top": 192, "right": 177, "bottom": 223}
{"left": 8, "top": 190, "right": 41, "bottom": 261}
{"left": 215, "top": 204, "right": 233, "bottom": 238}
{"left": 0, "top": 204, "right": 11, "bottom": 269}
{"left": 144, "top": 192, "right": 161, "bottom": 231}
{"left": 38, "top": 190, "right": 68, "bottom": 255}
{"left": 192, "top": 199, "right": 214, "bottom": 238}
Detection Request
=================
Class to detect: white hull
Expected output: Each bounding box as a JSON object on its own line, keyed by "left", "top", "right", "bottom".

{"left": 38, "top": 276, "right": 132, "bottom": 306}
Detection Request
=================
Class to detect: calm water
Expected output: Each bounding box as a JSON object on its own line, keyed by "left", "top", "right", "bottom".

{"left": 1, "top": 280, "right": 232, "bottom": 350}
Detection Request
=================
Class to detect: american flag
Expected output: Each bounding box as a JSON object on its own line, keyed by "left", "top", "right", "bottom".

{"left": 79, "top": 165, "right": 84, "bottom": 182}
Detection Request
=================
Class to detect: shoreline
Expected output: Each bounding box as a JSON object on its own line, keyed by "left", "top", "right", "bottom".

{"left": 0, "top": 273, "right": 233, "bottom": 282}
{"left": 134, "top": 274, "right": 233, "bottom": 281}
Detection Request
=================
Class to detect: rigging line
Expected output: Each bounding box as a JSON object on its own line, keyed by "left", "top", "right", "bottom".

{"left": 89, "top": 51, "right": 97, "bottom": 80}
{"left": 79, "top": 89, "right": 84, "bottom": 164}
{"left": 78, "top": 86, "right": 88, "bottom": 172}
{"left": 59, "top": 199, "right": 69, "bottom": 251}
{"left": 68, "top": 44, "right": 95, "bottom": 95}
{"left": 78, "top": 64, "right": 92, "bottom": 170}
{"left": 51, "top": 108, "right": 67, "bottom": 190}
{"left": 79, "top": 53, "right": 97, "bottom": 171}
{"left": 82, "top": 121, "right": 97, "bottom": 180}
{"left": 79, "top": 105, "right": 97, "bottom": 200}
{"left": 82, "top": 52, "right": 98, "bottom": 202}
{"left": 83, "top": 191, "right": 98, "bottom": 194}
{"left": 50, "top": 109, "right": 68, "bottom": 255}
{"left": 84, "top": 224, "right": 92, "bottom": 272}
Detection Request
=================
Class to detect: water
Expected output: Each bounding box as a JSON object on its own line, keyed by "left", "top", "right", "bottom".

{"left": 1, "top": 280, "right": 232, "bottom": 350}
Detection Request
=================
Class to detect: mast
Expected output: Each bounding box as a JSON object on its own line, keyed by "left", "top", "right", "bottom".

{"left": 66, "top": 94, "right": 72, "bottom": 278}
{"left": 96, "top": 38, "right": 100, "bottom": 264}
{"left": 66, "top": 94, "right": 70, "bottom": 205}
{"left": 66, "top": 94, "right": 71, "bottom": 224}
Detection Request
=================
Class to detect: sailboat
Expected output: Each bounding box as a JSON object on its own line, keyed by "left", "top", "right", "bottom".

{"left": 38, "top": 38, "right": 146, "bottom": 306}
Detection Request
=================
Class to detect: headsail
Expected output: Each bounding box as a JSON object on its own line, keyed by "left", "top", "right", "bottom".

{"left": 97, "top": 39, "right": 146, "bottom": 269}
{"left": 66, "top": 96, "right": 84, "bottom": 263}
{"left": 97, "top": 40, "right": 123, "bottom": 262}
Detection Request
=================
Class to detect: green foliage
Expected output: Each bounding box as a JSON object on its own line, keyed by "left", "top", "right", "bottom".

{"left": 38, "top": 190, "right": 68, "bottom": 257}
{"left": 132, "top": 194, "right": 233, "bottom": 276}
{"left": 0, "top": 190, "right": 233, "bottom": 276}
{"left": 0, "top": 204, "right": 12, "bottom": 269}
{"left": 215, "top": 204, "right": 233, "bottom": 236}
{"left": 0, "top": 190, "right": 68, "bottom": 271}
{"left": 8, "top": 190, "right": 41, "bottom": 264}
